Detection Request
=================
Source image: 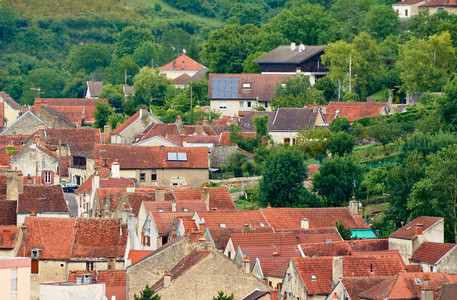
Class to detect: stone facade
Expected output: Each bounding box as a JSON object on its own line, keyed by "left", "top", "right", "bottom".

{"left": 111, "top": 108, "right": 159, "bottom": 145}
{"left": 1, "top": 111, "right": 45, "bottom": 136}
{"left": 34, "top": 106, "right": 76, "bottom": 128}
{"left": 280, "top": 260, "right": 309, "bottom": 300}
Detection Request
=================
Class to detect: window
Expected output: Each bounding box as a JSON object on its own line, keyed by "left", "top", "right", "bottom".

{"left": 183, "top": 208, "right": 189, "bottom": 211}
{"left": 151, "top": 173, "right": 157, "bottom": 181}
{"left": 438, "top": 7, "right": 444, "bottom": 12}
{"left": 219, "top": 101, "right": 227, "bottom": 110}
{"left": 158, "top": 208, "right": 163, "bottom": 212}
{"left": 311, "top": 274, "right": 317, "bottom": 281}
{"left": 259, "top": 222, "right": 265, "bottom": 227}
{"left": 415, "top": 278, "right": 422, "bottom": 284}
{"left": 247, "top": 101, "right": 252, "bottom": 108}
{"left": 31, "top": 261, "right": 39, "bottom": 274}
{"left": 219, "top": 223, "right": 226, "bottom": 228}
{"left": 86, "top": 262, "right": 94, "bottom": 271}
{"left": 239, "top": 101, "right": 244, "bottom": 108}
{"left": 281, "top": 83, "right": 286, "bottom": 89}
{"left": 405, "top": 9, "right": 408, "bottom": 16}
{"left": 140, "top": 173, "right": 146, "bottom": 182}
{"left": 167, "top": 152, "right": 188, "bottom": 161}
{"left": 243, "top": 83, "right": 251, "bottom": 89}
{"left": 284, "top": 138, "right": 291, "bottom": 144}
{"left": 44, "top": 171, "right": 52, "bottom": 184}
{"left": 11, "top": 269, "right": 17, "bottom": 291}
{"left": 265, "top": 102, "right": 269, "bottom": 108}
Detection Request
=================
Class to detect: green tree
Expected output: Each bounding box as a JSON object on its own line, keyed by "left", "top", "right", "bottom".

{"left": 133, "top": 41, "right": 160, "bottom": 68}
{"left": 212, "top": 291, "right": 233, "bottom": 300}
{"left": 367, "top": 118, "right": 399, "bottom": 150}
{"left": 429, "top": 31, "right": 456, "bottom": 93}
{"left": 259, "top": 148, "right": 321, "bottom": 207}
{"left": 327, "top": 131, "right": 355, "bottom": 157}
{"left": 134, "top": 284, "right": 161, "bottom": 300}
{"left": 365, "top": 5, "right": 400, "bottom": 42}
{"left": 296, "top": 127, "right": 330, "bottom": 160}
{"left": 20, "top": 68, "right": 68, "bottom": 105}
{"left": 0, "top": 1, "right": 17, "bottom": 42}
{"left": 271, "top": 74, "right": 312, "bottom": 108}
{"left": 314, "top": 77, "right": 337, "bottom": 101}
{"left": 92, "top": 101, "right": 112, "bottom": 129}
{"left": 133, "top": 67, "right": 173, "bottom": 107}
{"left": 329, "top": 117, "right": 350, "bottom": 132}
{"left": 115, "top": 26, "right": 154, "bottom": 58}
{"left": 226, "top": 3, "right": 265, "bottom": 27}
{"left": 242, "top": 51, "right": 266, "bottom": 74}
{"left": 224, "top": 152, "right": 254, "bottom": 177}
{"left": 333, "top": 220, "right": 353, "bottom": 240}
{"left": 321, "top": 40, "right": 353, "bottom": 87}
{"left": 67, "top": 43, "right": 112, "bottom": 74}
{"left": 312, "top": 155, "right": 363, "bottom": 206}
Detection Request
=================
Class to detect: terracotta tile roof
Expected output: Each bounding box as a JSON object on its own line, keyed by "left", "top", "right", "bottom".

{"left": 231, "top": 228, "right": 343, "bottom": 250}
{"left": 128, "top": 250, "right": 154, "bottom": 264}
{"left": 299, "top": 239, "right": 388, "bottom": 257}
{"left": 151, "top": 249, "right": 211, "bottom": 291}
{"left": 41, "top": 128, "right": 102, "bottom": 146}
{"left": 410, "top": 242, "right": 457, "bottom": 264}
{"left": 125, "top": 192, "right": 161, "bottom": 215}
{"left": 207, "top": 227, "right": 273, "bottom": 250}
{"left": 151, "top": 211, "right": 194, "bottom": 234}
{"left": 86, "top": 80, "right": 104, "bottom": 98}
{"left": 97, "top": 188, "right": 126, "bottom": 201}
{"left": 19, "top": 217, "right": 77, "bottom": 260}
{"left": 293, "top": 256, "right": 334, "bottom": 294}
{"left": 181, "top": 218, "right": 199, "bottom": 234}
{"left": 173, "top": 73, "right": 191, "bottom": 85}
{"left": 240, "top": 246, "right": 301, "bottom": 266}
{"left": 144, "top": 200, "right": 207, "bottom": 213}
{"left": 340, "top": 277, "right": 390, "bottom": 300}
{"left": 172, "top": 187, "right": 236, "bottom": 210}
{"left": 359, "top": 272, "right": 454, "bottom": 300}
{"left": 160, "top": 54, "right": 207, "bottom": 71}
{"left": 136, "top": 123, "right": 217, "bottom": 144}
{"left": 71, "top": 218, "right": 127, "bottom": 259}
{"left": 111, "top": 108, "right": 153, "bottom": 135}
{"left": 342, "top": 255, "right": 405, "bottom": 277}
{"left": 420, "top": 0, "right": 457, "bottom": 6}
{"left": 0, "top": 91, "right": 22, "bottom": 110}
{"left": 17, "top": 185, "right": 69, "bottom": 214}
{"left": 257, "top": 258, "right": 289, "bottom": 278}
{"left": 405, "top": 264, "right": 422, "bottom": 272}
{"left": 0, "top": 225, "right": 20, "bottom": 249}
{"left": 94, "top": 144, "right": 209, "bottom": 169}
{"left": 100, "top": 177, "right": 134, "bottom": 189}
{"left": 199, "top": 210, "right": 268, "bottom": 230}
{"left": 260, "top": 207, "right": 370, "bottom": 230}
{"left": 0, "top": 174, "right": 6, "bottom": 198}
{"left": 0, "top": 201, "right": 17, "bottom": 225}
{"left": 323, "top": 101, "right": 387, "bottom": 123}
{"left": 75, "top": 168, "right": 111, "bottom": 195}
{"left": 239, "top": 108, "right": 318, "bottom": 132}
{"left": 253, "top": 45, "right": 326, "bottom": 65}
{"left": 69, "top": 269, "right": 126, "bottom": 286}
{"left": 242, "top": 290, "right": 271, "bottom": 300}
{"left": 389, "top": 216, "right": 442, "bottom": 240}
{"left": 392, "top": 0, "right": 424, "bottom": 4}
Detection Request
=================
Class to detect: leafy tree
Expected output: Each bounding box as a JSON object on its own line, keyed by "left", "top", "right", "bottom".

{"left": 115, "top": 26, "right": 154, "bottom": 58}
{"left": 259, "top": 148, "right": 321, "bottom": 207}
{"left": 213, "top": 291, "right": 233, "bottom": 300}
{"left": 133, "top": 67, "right": 173, "bottom": 107}
{"left": 0, "top": 1, "right": 17, "bottom": 42}
{"left": 312, "top": 155, "right": 363, "bottom": 206}
{"left": 253, "top": 114, "right": 271, "bottom": 146}
{"left": 271, "top": 74, "right": 316, "bottom": 108}
{"left": 67, "top": 43, "right": 111, "bottom": 74}
{"left": 365, "top": 5, "right": 400, "bottom": 42}
{"left": 223, "top": 152, "right": 254, "bottom": 177}
{"left": 134, "top": 284, "right": 161, "bottom": 300}
{"left": 20, "top": 68, "right": 68, "bottom": 105}
{"left": 296, "top": 127, "right": 330, "bottom": 160}
{"left": 330, "top": 0, "right": 375, "bottom": 41}
{"left": 242, "top": 51, "right": 266, "bottom": 74}
{"left": 92, "top": 101, "right": 112, "bottom": 129}
{"left": 429, "top": 31, "right": 456, "bottom": 93}
{"left": 314, "top": 77, "right": 337, "bottom": 101}
{"left": 333, "top": 220, "right": 353, "bottom": 240}
{"left": 329, "top": 117, "right": 350, "bottom": 132}
{"left": 133, "top": 41, "right": 160, "bottom": 68}
{"left": 321, "top": 40, "right": 353, "bottom": 87}
{"left": 327, "top": 131, "right": 355, "bottom": 157}
{"left": 367, "top": 118, "right": 399, "bottom": 150}
{"left": 226, "top": 3, "right": 265, "bottom": 27}
{"left": 342, "top": 92, "right": 360, "bottom": 102}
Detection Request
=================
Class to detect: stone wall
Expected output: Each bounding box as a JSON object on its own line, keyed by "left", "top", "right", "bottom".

{"left": 35, "top": 106, "right": 75, "bottom": 128}
{"left": 209, "top": 176, "right": 261, "bottom": 201}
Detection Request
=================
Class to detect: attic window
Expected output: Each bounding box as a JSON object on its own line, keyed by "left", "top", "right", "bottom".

{"left": 167, "top": 152, "right": 188, "bottom": 161}
{"left": 158, "top": 208, "right": 163, "bottom": 212}
{"left": 243, "top": 83, "right": 251, "bottom": 90}
{"left": 219, "top": 223, "right": 226, "bottom": 228}
{"left": 311, "top": 274, "right": 317, "bottom": 281}
{"left": 415, "top": 278, "right": 422, "bottom": 285}
{"left": 183, "top": 208, "right": 188, "bottom": 211}
{"left": 259, "top": 222, "right": 265, "bottom": 227}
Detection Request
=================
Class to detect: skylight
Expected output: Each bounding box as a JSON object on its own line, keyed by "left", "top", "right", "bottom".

{"left": 415, "top": 278, "right": 422, "bottom": 285}
{"left": 183, "top": 208, "right": 188, "bottom": 212}
{"left": 311, "top": 275, "right": 317, "bottom": 281}
{"left": 219, "top": 223, "right": 226, "bottom": 228}
{"left": 158, "top": 208, "right": 163, "bottom": 212}
{"left": 259, "top": 222, "right": 265, "bottom": 227}
{"left": 167, "top": 152, "right": 188, "bottom": 161}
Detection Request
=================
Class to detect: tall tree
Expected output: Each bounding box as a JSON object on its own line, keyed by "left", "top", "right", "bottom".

{"left": 327, "top": 131, "right": 355, "bottom": 157}
{"left": 92, "top": 101, "right": 112, "bottom": 129}
{"left": 67, "top": 43, "right": 112, "bottom": 74}
{"left": 134, "top": 284, "right": 161, "bottom": 300}
{"left": 115, "top": 26, "right": 154, "bottom": 58}
{"left": 365, "top": 5, "right": 400, "bottom": 42}
{"left": 133, "top": 67, "right": 173, "bottom": 107}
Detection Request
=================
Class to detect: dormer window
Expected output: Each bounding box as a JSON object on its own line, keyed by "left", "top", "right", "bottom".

{"left": 243, "top": 83, "right": 251, "bottom": 90}
{"left": 415, "top": 278, "right": 422, "bottom": 284}
{"left": 219, "top": 223, "right": 226, "bottom": 228}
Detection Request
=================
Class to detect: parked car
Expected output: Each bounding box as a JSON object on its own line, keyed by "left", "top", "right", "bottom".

{"left": 62, "top": 183, "right": 79, "bottom": 193}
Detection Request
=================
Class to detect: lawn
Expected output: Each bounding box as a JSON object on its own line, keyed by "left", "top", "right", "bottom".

{"left": 368, "top": 89, "right": 389, "bottom": 102}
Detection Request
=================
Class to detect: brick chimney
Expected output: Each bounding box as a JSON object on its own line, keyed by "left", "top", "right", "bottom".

{"left": 155, "top": 189, "right": 165, "bottom": 202}
{"left": 232, "top": 115, "right": 238, "bottom": 125}
{"left": 332, "top": 256, "right": 343, "bottom": 286}
{"left": 313, "top": 102, "right": 317, "bottom": 113}
{"left": 201, "top": 183, "right": 210, "bottom": 210}
{"left": 195, "top": 118, "right": 203, "bottom": 136}
{"left": 272, "top": 248, "right": 280, "bottom": 257}
{"left": 104, "top": 125, "right": 111, "bottom": 143}
{"left": 175, "top": 115, "right": 184, "bottom": 135}
{"left": 127, "top": 182, "right": 135, "bottom": 193}
{"left": 415, "top": 222, "right": 424, "bottom": 236}
{"left": 301, "top": 217, "right": 309, "bottom": 230}
{"left": 203, "top": 117, "right": 209, "bottom": 126}
{"left": 243, "top": 256, "right": 250, "bottom": 274}
{"left": 111, "top": 161, "right": 120, "bottom": 178}
{"left": 2, "top": 229, "right": 11, "bottom": 246}
{"left": 164, "top": 270, "right": 172, "bottom": 288}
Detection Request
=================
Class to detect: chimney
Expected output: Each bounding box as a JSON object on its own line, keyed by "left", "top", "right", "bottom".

{"left": 17, "top": 172, "right": 23, "bottom": 195}
{"left": 6, "top": 170, "right": 20, "bottom": 201}
{"left": 202, "top": 183, "right": 210, "bottom": 210}
{"left": 291, "top": 43, "right": 296, "bottom": 51}
{"left": 104, "top": 125, "right": 111, "bottom": 143}
{"left": 198, "top": 233, "right": 207, "bottom": 249}
{"left": 111, "top": 161, "right": 120, "bottom": 178}
{"left": 164, "top": 270, "right": 172, "bottom": 288}
{"left": 313, "top": 102, "right": 317, "bottom": 113}
{"left": 140, "top": 105, "right": 147, "bottom": 119}
{"left": 195, "top": 118, "right": 203, "bottom": 136}
{"left": 232, "top": 115, "right": 238, "bottom": 125}
{"left": 92, "top": 171, "right": 100, "bottom": 195}
{"left": 2, "top": 230, "right": 11, "bottom": 246}
{"left": 181, "top": 60, "right": 185, "bottom": 70}
{"left": 321, "top": 106, "right": 326, "bottom": 113}
{"left": 424, "top": 273, "right": 431, "bottom": 287}
{"left": 203, "top": 117, "right": 209, "bottom": 126}
{"left": 175, "top": 115, "right": 184, "bottom": 135}
{"left": 107, "top": 257, "right": 116, "bottom": 270}
{"left": 128, "top": 211, "right": 136, "bottom": 246}
{"left": 332, "top": 257, "right": 343, "bottom": 286}
{"left": 155, "top": 189, "right": 165, "bottom": 202}
{"left": 172, "top": 200, "right": 177, "bottom": 212}
{"left": 243, "top": 256, "right": 250, "bottom": 273}
{"left": 348, "top": 199, "right": 359, "bottom": 215}
{"left": 415, "top": 222, "right": 424, "bottom": 236}
{"left": 298, "top": 44, "right": 305, "bottom": 52}
{"left": 127, "top": 182, "right": 135, "bottom": 193}
{"left": 272, "top": 247, "right": 280, "bottom": 257}
{"left": 301, "top": 217, "right": 309, "bottom": 230}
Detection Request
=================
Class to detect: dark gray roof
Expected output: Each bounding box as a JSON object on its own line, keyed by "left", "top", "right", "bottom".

{"left": 253, "top": 45, "right": 325, "bottom": 65}
{"left": 239, "top": 108, "right": 317, "bottom": 132}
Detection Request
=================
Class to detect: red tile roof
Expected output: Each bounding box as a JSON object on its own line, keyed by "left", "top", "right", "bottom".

{"left": 230, "top": 228, "right": 343, "bottom": 250}
{"left": 340, "top": 277, "right": 390, "bottom": 300}
{"left": 0, "top": 201, "right": 17, "bottom": 225}
{"left": 151, "top": 211, "right": 194, "bottom": 234}
{"left": 172, "top": 187, "right": 236, "bottom": 210}
{"left": 86, "top": 80, "right": 104, "bottom": 98}
{"left": 75, "top": 168, "right": 111, "bottom": 195}
{"left": 0, "top": 91, "right": 22, "bottom": 110}
{"left": 136, "top": 123, "right": 217, "bottom": 144}
{"left": 389, "top": 216, "right": 443, "bottom": 240}
{"left": 111, "top": 107, "right": 152, "bottom": 135}
{"left": 420, "top": 0, "right": 457, "bottom": 7}
{"left": 71, "top": 219, "right": 128, "bottom": 259}
{"left": 40, "top": 128, "right": 102, "bottom": 146}
{"left": 359, "top": 272, "right": 455, "bottom": 300}
{"left": 240, "top": 246, "right": 302, "bottom": 265}
{"left": 207, "top": 227, "right": 274, "bottom": 250}
{"left": 323, "top": 101, "right": 387, "bottom": 123}
{"left": 342, "top": 255, "right": 405, "bottom": 277}
{"left": 160, "top": 54, "right": 207, "bottom": 71}
{"left": 392, "top": 0, "right": 424, "bottom": 4}
{"left": 69, "top": 269, "right": 126, "bottom": 286}
{"left": 199, "top": 210, "right": 268, "bottom": 229}
{"left": 0, "top": 225, "right": 20, "bottom": 249}
{"left": 17, "top": 185, "right": 69, "bottom": 214}
{"left": 293, "top": 257, "right": 334, "bottom": 294}
{"left": 144, "top": 200, "right": 207, "bottom": 213}
{"left": 128, "top": 250, "right": 154, "bottom": 265}
{"left": 260, "top": 207, "right": 370, "bottom": 230}
{"left": 299, "top": 239, "right": 388, "bottom": 257}
{"left": 173, "top": 73, "right": 191, "bottom": 85}
{"left": 94, "top": 144, "right": 209, "bottom": 169}
{"left": 257, "top": 258, "right": 289, "bottom": 278}
{"left": 411, "top": 242, "right": 457, "bottom": 264}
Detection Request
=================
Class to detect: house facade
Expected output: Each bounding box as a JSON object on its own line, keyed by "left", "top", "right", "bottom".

{"left": 392, "top": 0, "right": 426, "bottom": 18}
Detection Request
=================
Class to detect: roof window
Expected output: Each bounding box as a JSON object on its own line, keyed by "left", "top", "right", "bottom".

{"left": 158, "top": 208, "right": 163, "bottom": 212}
{"left": 183, "top": 208, "right": 188, "bottom": 212}
{"left": 243, "top": 83, "right": 251, "bottom": 90}
{"left": 167, "top": 152, "right": 188, "bottom": 161}
{"left": 406, "top": 226, "right": 411, "bottom": 231}
{"left": 219, "top": 223, "right": 226, "bottom": 228}
{"left": 415, "top": 278, "right": 422, "bottom": 285}
{"left": 311, "top": 274, "right": 317, "bottom": 281}
{"left": 259, "top": 222, "right": 265, "bottom": 227}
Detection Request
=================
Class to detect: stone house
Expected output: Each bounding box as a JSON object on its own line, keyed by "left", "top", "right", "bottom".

{"left": 90, "top": 187, "right": 132, "bottom": 219}
{"left": 388, "top": 216, "right": 444, "bottom": 265}
{"left": 110, "top": 105, "right": 161, "bottom": 145}
{"left": 392, "top": 0, "right": 426, "bottom": 18}
{"left": 0, "top": 225, "right": 24, "bottom": 257}
{"left": 0, "top": 91, "right": 23, "bottom": 129}
{"left": 325, "top": 277, "right": 391, "bottom": 300}
{"left": 251, "top": 258, "right": 289, "bottom": 291}
{"left": 18, "top": 217, "right": 129, "bottom": 300}
{"left": 74, "top": 167, "right": 112, "bottom": 217}
{"left": 410, "top": 242, "right": 457, "bottom": 273}
{"left": 1, "top": 111, "right": 48, "bottom": 137}
{"left": 68, "top": 270, "right": 126, "bottom": 300}
{"left": 33, "top": 105, "right": 77, "bottom": 129}
{"left": 318, "top": 101, "right": 389, "bottom": 125}
{"left": 419, "top": 0, "right": 457, "bottom": 15}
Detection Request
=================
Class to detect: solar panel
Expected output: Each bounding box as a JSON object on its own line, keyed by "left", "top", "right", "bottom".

{"left": 212, "top": 78, "right": 238, "bottom": 99}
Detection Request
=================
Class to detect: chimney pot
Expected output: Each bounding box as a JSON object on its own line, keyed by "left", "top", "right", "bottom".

{"left": 415, "top": 222, "right": 424, "bottom": 236}
{"left": 243, "top": 256, "right": 250, "bottom": 273}
{"left": 111, "top": 161, "right": 120, "bottom": 178}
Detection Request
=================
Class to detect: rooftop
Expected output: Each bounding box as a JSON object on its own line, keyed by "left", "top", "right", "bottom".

{"left": 160, "top": 54, "right": 208, "bottom": 71}
{"left": 389, "top": 216, "right": 443, "bottom": 240}
{"left": 410, "top": 242, "right": 457, "bottom": 264}
{"left": 253, "top": 45, "right": 326, "bottom": 65}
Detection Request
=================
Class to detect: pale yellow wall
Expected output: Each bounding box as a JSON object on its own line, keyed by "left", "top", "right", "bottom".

{"left": 270, "top": 132, "right": 301, "bottom": 145}
{"left": 389, "top": 238, "right": 413, "bottom": 265}
{"left": 0, "top": 264, "right": 31, "bottom": 300}
{"left": 425, "top": 6, "right": 457, "bottom": 14}
{"left": 210, "top": 99, "right": 266, "bottom": 117}
{"left": 160, "top": 70, "right": 199, "bottom": 80}
{"left": 393, "top": 3, "right": 423, "bottom": 18}
{"left": 325, "top": 281, "right": 347, "bottom": 300}
{"left": 39, "top": 283, "right": 105, "bottom": 300}
{"left": 129, "top": 168, "right": 208, "bottom": 188}
{"left": 0, "top": 99, "right": 21, "bottom": 128}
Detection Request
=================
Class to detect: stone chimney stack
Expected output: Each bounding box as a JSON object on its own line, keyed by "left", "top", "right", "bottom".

{"left": 202, "top": 183, "right": 210, "bottom": 210}
{"left": 172, "top": 200, "right": 177, "bottom": 212}
{"left": 140, "top": 105, "right": 148, "bottom": 119}
{"left": 175, "top": 115, "right": 184, "bottom": 135}
{"left": 111, "top": 161, "right": 120, "bottom": 178}
{"left": 291, "top": 43, "right": 296, "bottom": 51}
{"left": 6, "top": 170, "right": 20, "bottom": 201}
{"left": 243, "top": 256, "right": 251, "bottom": 274}
{"left": 127, "top": 182, "right": 135, "bottom": 193}
{"left": 348, "top": 199, "right": 359, "bottom": 215}
{"left": 421, "top": 274, "right": 433, "bottom": 300}
{"left": 415, "top": 222, "right": 424, "bottom": 236}
{"left": 232, "top": 115, "right": 238, "bottom": 125}
{"left": 92, "top": 171, "right": 100, "bottom": 196}
{"left": 104, "top": 125, "right": 111, "bottom": 143}
{"left": 332, "top": 256, "right": 343, "bottom": 286}
{"left": 301, "top": 218, "right": 309, "bottom": 230}
{"left": 156, "top": 189, "right": 165, "bottom": 202}
{"left": 163, "top": 270, "right": 172, "bottom": 288}
{"left": 195, "top": 118, "right": 203, "bottom": 136}
{"left": 203, "top": 117, "right": 209, "bottom": 126}
{"left": 313, "top": 102, "right": 317, "bottom": 113}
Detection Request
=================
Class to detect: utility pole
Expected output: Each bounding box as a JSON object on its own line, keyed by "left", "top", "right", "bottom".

{"left": 338, "top": 80, "right": 341, "bottom": 102}
{"left": 30, "top": 87, "right": 42, "bottom": 99}
{"left": 190, "top": 82, "right": 193, "bottom": 123}
{"left": 124, "top": 69, "right": 127, "bottom": 86}
{"left": 349, "top": 55, "right": 352, "bottom": 92}
{"left": 58, "top": 139, "right": 62, "bottom": 184}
